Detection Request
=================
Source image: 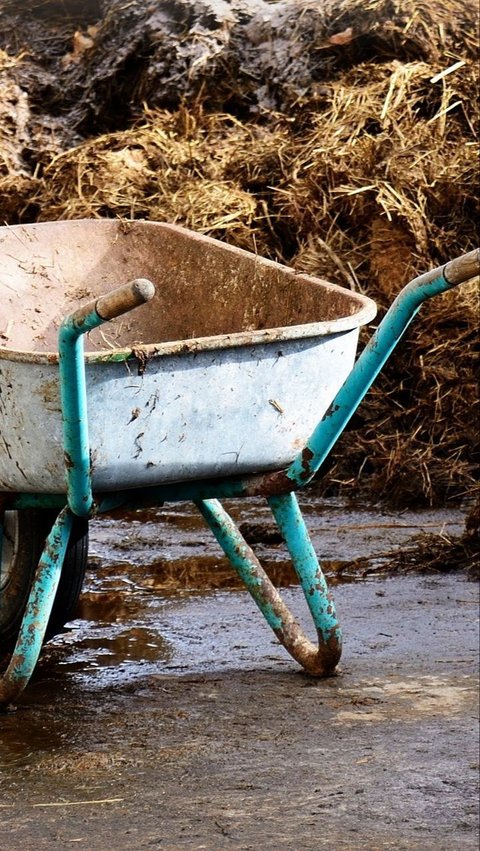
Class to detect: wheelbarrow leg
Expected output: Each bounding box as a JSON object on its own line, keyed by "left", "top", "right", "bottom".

{"left": 196, "top": 494, "right": 341, "bottom": 676}
{"left": 0, "top": 507, "right": 73, "bottom": 707}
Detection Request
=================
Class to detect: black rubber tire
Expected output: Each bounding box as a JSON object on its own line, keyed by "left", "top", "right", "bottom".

{"left": 0, "top": 509, "right": 88, "bottom": 651}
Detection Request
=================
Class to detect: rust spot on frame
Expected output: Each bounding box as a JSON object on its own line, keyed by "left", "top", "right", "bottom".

{"left": 64, "top": 451, "right": 75, "bottom": 470}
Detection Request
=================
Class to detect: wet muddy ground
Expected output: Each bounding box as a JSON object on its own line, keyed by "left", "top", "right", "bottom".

{"left": 1, "top": 498, "right": 478, "bottom": 849}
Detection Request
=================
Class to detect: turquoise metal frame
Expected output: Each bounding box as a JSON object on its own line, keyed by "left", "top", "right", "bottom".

{"left": 0, "top": 508, "right": 73, "bottom": 705}
{"left": 1, "top": 250, "right": 478, "bottom": 706}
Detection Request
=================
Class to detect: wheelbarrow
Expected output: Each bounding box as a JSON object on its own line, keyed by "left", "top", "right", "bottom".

{"left": 0, "top": 219, "right": 478, "bottom": 706}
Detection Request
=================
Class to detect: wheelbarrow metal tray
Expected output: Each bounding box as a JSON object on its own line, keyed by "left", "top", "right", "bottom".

{"left": 0, "top": 220, "right": 376, "bottom": 494}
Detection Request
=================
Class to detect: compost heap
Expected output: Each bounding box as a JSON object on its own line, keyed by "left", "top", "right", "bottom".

{"left": 0, "top": 0, "right": 478, "bottom": 553}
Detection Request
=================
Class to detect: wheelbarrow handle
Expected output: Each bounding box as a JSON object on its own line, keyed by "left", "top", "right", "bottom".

{"left": 96, "top": 277, "right": 156, "bottom": 320}
{"left": 68, "top": 278, "right": 156, "bottom": 328}
{"left": 58, "top": 278, "right": 155, "bottom": 518}
{"left": 444, "top": 249, "right": 479, "bottom": 286}
{"left": 261, "top": 247, "right": 480, "bottom": 494}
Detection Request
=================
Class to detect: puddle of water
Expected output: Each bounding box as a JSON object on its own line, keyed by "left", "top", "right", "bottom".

{"left": 57, "top": 625, "right": 170, "bottom": 669}
{"left": 90, "top": 497, "right": 466, "bottom": 564}
{"left": 0, "top": 701, "right": 70, "bottom": 763}
{"left": 45, "top": 498, "right": 460, "bottom": 688}
{"left": 0, "top": 499, "right": 469, "bottom": 722}
{"left": 86, "top": 497, "right": 467, "bottom": 594}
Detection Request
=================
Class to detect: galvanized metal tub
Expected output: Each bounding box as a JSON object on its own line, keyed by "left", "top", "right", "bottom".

{"left": 0, "top": 220, "right": 376, "bottom": 493}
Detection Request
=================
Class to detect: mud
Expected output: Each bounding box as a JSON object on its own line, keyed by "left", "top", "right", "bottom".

{"left": 1, "top": 499, "right": 478, "bottom": 849}
{"left": 85, "top": 496, "right": 469, "bottom": 587}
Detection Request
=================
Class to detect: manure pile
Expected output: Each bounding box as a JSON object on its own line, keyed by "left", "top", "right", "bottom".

{"left": 0, "top": 0, "right": 478, "bottom": 522}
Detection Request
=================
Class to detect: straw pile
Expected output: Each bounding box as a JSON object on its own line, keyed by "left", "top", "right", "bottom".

{"left": 0, "top": 0, "right": 478, "bottom": 522}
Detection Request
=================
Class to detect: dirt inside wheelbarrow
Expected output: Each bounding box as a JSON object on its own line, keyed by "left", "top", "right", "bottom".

{"left": 1, "top": 498, "right": 479, "bottom": 849}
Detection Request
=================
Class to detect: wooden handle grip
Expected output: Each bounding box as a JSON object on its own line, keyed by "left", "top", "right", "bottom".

{"left": 95, "top": 278, "right": 155, "bottom": 320}
{"left": 444, "top": 249, "right": 480, "bottom": 286}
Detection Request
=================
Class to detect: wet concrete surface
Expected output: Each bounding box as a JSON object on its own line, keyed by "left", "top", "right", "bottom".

{"left": 0, "top": 499, "right": 478, "bottom": 849}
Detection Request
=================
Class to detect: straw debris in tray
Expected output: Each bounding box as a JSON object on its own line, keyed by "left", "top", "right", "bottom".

{"left": 0, "top": 0, "right": 478, "bottom": 511}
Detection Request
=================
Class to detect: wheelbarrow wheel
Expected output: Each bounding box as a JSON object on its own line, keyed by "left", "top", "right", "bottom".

{"left": 0, "top": 509, "right": 88, "bottom": 651}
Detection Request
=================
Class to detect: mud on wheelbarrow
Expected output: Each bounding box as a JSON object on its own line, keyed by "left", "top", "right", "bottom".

{"left": 0, "top": 219, "right": 478, "bottom": 706}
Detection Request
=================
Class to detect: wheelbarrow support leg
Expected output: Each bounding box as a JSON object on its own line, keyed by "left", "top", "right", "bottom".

{"left": 0, "top": 508, "right": 73, "bottom": 707}
{"left": 196, "top": 496, "right": 341, "bottom": 676}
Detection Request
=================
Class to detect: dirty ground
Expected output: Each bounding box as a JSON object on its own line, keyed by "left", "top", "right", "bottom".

{"left": 1, "top": 500, "right": 478, "bottom": 850}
